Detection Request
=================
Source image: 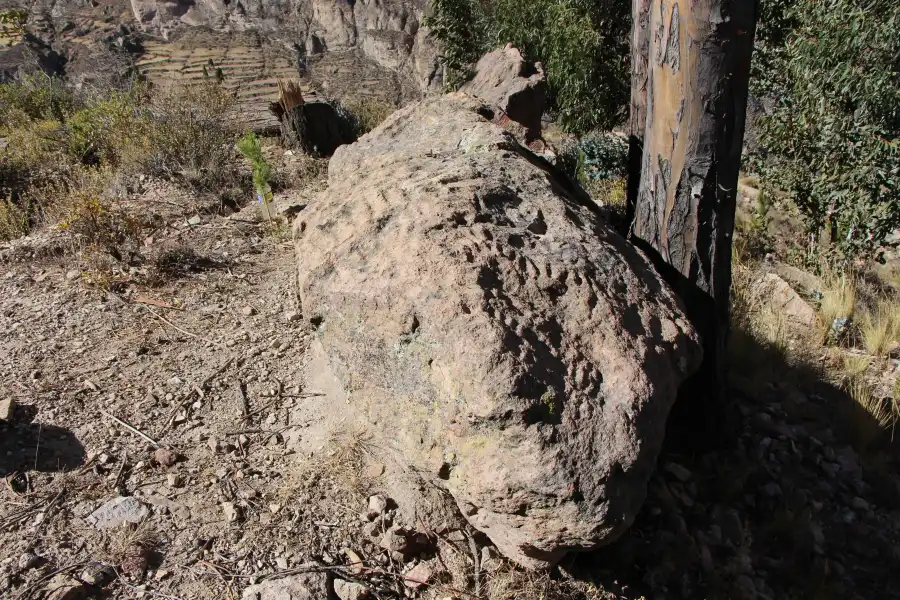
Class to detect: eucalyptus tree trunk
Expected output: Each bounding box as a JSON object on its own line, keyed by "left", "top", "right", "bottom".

{"left": 626, "top": 0, "right": 652, "bottom": 224}
{"left": 628, "top": 0, "right": 757, "bottom": 428}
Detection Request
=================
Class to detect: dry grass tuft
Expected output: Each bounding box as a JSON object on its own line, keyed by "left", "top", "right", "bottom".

{"left": 818, "top": 273, "right": 856, "bottom": 339}
{"left": 486, "top": 567, "right": 621, "bottom": 600}
{"left": 582, "top": 177, "right": 626, "bottom": 214}
{"left": 859, "top": 301, "right": 900, "bottom": 356}
{"left": 343, "top": 97, "right": 395, "bottom": 135}
{"left": 278, "top": 425, "right": 377, "bottom": 510}
{"left": 842, "top": 354, "right": 871, "bottom": 379}
{"left": 844, "top": 375, "right": 897, "bottom": 452}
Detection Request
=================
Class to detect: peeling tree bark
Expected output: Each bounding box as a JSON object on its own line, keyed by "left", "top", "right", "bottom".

{"left": 626, "top": 0, "right": 652, "bottom": 225}
{"left": 629, "top": 0, "right": 757, "bottom": 430}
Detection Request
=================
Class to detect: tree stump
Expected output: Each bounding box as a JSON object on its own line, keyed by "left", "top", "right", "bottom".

{"left": 279, "top": 101, "right": 357, "bottom": 158}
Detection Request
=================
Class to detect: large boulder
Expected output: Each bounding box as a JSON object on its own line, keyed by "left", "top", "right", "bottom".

{"left": 459, "top": 45, "right": 547, "bottom": 139}
{"left": 293, "top": 94, "right": 701, "bottom": 568}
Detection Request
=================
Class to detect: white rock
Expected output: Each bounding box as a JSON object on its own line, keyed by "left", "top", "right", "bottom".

{"left": 86, "top": 497, "right": 149, "bottom": 529}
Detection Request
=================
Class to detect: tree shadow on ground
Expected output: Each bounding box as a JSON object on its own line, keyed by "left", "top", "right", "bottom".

{"left": 0, "top": 403, "right": 86, "bottom": 479}
{"left": 568, "top": 329, "right": 900, "bottom": 600}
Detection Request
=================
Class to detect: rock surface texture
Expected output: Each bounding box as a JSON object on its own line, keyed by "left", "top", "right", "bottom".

{"left": 130, "top": 0, "right": 440, "bottom": 91}
{"left": 459, "top": 44, "right": 547, "bottom": 139}
{"left": 294, "top": 93, "right": 702, "bottom": 567}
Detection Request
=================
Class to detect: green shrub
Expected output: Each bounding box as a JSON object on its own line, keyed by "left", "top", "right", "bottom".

{"left": 236, "top": 131, "right": 274, "bottom": 218}
{"left": 127, "top": 82, "right": 239, "bottom": 190}
{"left": 343, "top": 97, "right": 395, "bottom": 135}
{"left": 426, "top": 0, "right": 629, "bottom": 133}
{"left": 65, "top": 87, "right": 146, "bottom": 165}
{"left": 489, "top": 0, "right": 629, "bottom": 133}
{"left": 424, "top": 0, "right": 490, "bottom": 90}
{"left": 755, "top": 0, "right": 900, "bottom": 260}
{"left": 0, "top": 74, "right": 75, "bottom": 125}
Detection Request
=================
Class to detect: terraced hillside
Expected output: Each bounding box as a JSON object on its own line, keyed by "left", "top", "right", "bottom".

{"left": 136, "top": 29, "right": 407, "bottom": 131}
{"left": 2, "top": 0, "right": 409, "bottom": 129}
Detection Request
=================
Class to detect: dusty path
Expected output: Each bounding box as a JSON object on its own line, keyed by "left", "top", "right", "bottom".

{"left": 0, "top": 182, "right": 380, "bottom": 598}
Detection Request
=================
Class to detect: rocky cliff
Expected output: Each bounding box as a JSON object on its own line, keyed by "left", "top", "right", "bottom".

{"left": 130, "top": 0, "right": 441, "bottom": 92}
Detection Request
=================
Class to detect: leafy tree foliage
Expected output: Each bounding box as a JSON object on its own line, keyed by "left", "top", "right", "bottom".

{"left": 424, "top": 0, "right": 490, "bottom": 90}
{"left": 756, "top": 0, "right": 899, "bottom": 259}
{"left": 426, "top": 0, "right": 629, "bottom": 133}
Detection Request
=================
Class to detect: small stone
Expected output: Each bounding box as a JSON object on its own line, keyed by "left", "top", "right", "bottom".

{"left": 699, "top": 544, "right": 714, "bottom": 573}
{"left": 275, "top": 557, "right": 289, "bottom": 570}
{"left": 240, "top": 571, "right": 327, "bottom": 600}
{"left": 86, "top": 496, "right": 149, "bottom": 529}
{"left": 66, "top": 269, "right": 81, "bottom": 281}
{"left": 362, "top": 521, "right": 380, "bottom": 538}
{"left": 717, "top": 510, "right": 744, "bottom": 546}
{"left": 334, "top": 578, "right": 371, "bottom": 600}
{"left": 222, "top": 502, "right": 242, "bottom": 523}
{"left": 44, "top": 574, "right": 88, "bottom": 600}
{"left": 0, "top": 397, "right": 14, "bottom": 421}
{"left": 379, "top": 527, "right": 412, "bottom": 555}
{"left": 851, "top": 496, "right": 870, "bottom": 511}
{"left": 762, "top": 482, "right": 782, "bottom": 497}
{"left": 284, "top": 311, "right": 301, "bottom": 323}
{"left": 367, "top": 494, "right": 389, "bottom": 517}
{"left": 242, "top": 306, "right": 257, "bottom": 317}
{"left": 208, "top": 438, "right": 221, "bottom": 454}
{"left": 18, "top": 552, "right": 40, "bottom": 570}
{"left": 365, "top": 463, "right": 385, "bottom": 478}
{"left": 166, "top": 473, "right": 183, "bottom": 488}
{"left": 154, "top": 447, "right": 181, "bottom": 468}
{"left": 187, "top": 215, "right": 202, "bottom": 226}
{"left": 79, "top": 563, "right": 116, "bottom": 587}
{"left": 167, "top": 376, "right": 183, "bottom": 387}
{"left": 403, "top": 561, "right": 433, "bottom": 589}
{"left": 665, "top": 462, "right": 692, "bottom": 482}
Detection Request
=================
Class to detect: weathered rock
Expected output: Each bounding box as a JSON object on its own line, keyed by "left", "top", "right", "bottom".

{"left": 294, "top": 94, "right": 701, "bottom": 567}
{"left": 86, "top": 496, "right": 149, "bottom": 529}
{"left": 403, "top": 561, "right": 433, "bottom": 589}
{"left": 749, "top": 272, "right": 818, "bottom": 330}
{"left": 0, "top": 397, "right": 13, "bottom": 421}
{"left": 334, "top": 579, "right": 371, "bottom": 600}
{"left": 241, "top": 571, "right": 328, "bottom": 600}
{"left": 459, "top": 45, "right": 547, "bottom": 138}
{"left": 153, "top": 447, "right": 181, "bottom": 467}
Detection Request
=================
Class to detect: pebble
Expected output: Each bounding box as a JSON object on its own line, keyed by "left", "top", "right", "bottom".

{"left": 242, "top": 306, "right": 256, "bottom": 316}
{"left": 166, "top": 473, "right": 183, "bottom": 488}
{"left": 0, "top": 397, "right": 14, "bottom": 421}
{"left": 851, "top": 496, "right": 870, "bottom": 512}
{"left": 665, "top": 462, "right": 692, "bottom": 482}
{"left": 403, "top": 561, "right": 433, "bottom": 589}
{"left": 334, "top": 578, "right": 371, "bottom": 600}
{"left": 154, "top": 447, "right": 181, "bottom": 467}
{"left": 18, "top": 552, "right": 40, "bottom": 570}
{"left": 367, "top": 494, "right": 389, "bottom": 517}
{"left": 222, "top": 502, "right": 242, "bottom": 523}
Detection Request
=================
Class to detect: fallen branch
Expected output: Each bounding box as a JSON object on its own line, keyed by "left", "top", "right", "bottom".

{"left": 101, "top": 411, "right": 161, "bottom": 448}
{"left": 144, "top": 306, "right": 223, "bottom": 348}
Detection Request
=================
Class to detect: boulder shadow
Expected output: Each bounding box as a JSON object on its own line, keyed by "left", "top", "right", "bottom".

{"left": 0, "top": 404, "right": 87, "bottom": 478}
{"left": 566, "top": 328, "right": 900, "bottom": 600}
